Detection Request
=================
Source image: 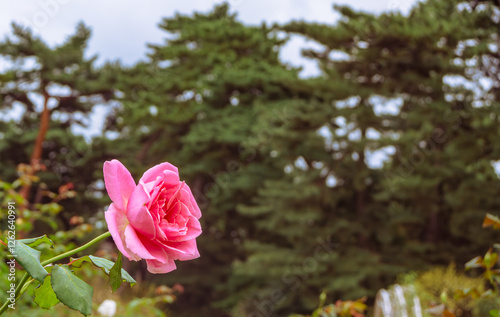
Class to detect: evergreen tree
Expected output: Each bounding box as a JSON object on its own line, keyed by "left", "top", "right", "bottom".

{"left": 0, "top": 22, "right": 117, "bottom": 229}
{"left": 112, "top": 4, "right": 303, "bottom": 316}
{"left": 233, "top": 0, "right": 500, "bottom": 315}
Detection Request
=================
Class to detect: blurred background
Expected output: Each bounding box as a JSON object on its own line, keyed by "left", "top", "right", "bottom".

{"left": 1, "top": 0, "right": 500, "bottom": 316}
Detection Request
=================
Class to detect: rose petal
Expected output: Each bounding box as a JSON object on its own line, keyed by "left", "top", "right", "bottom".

{"left": 138, "top": 236, "right": 170, "bottom": 263}
{"left": 177, "top": 241, "right": 200, "bottom": 261}
{"left": 127, "top": 184, "right": 156, "bottom": 238}
{"left": 161, "top": 170, "right": 181, "bottom": 186}
{"left": 164, "top": 225, "right": 201, "bottom": 242}
{"left": 182, "top": 184, "right": 202, "bottom": 219}
{"left": 124, "top": 226, "right": 155, "bottom": 260}
{"left": 103, "top": 160, "right": 136, "bottom": 211}
{"left": 184, "top": 216, "right": 202, "bottom": 240}
{"left": 166, "top": 182, "right": 184, "bottom": 211}
{"left": 160, "top": 239, "right": 200, "bottom": 261}
{"left": 164, "top": 203, "right": 201, "bottom": 242}
{"left": 146, "top": 258, "right": 176, "bottom": 274}
{"left": 105, "top": 203, "right": 139, "bottom": 261}
{"left": 139, "top": 162, "right": 178, "bottom": 184}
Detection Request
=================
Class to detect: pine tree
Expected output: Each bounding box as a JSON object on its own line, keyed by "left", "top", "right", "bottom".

{"left": 0, "top": 22, "right": 117, "bottom": 230}
{"left": 233, "top": 0, "right": 500, "bottom": 315}
{"left": 112, "top": 4, "right": 304, "bottom": 316}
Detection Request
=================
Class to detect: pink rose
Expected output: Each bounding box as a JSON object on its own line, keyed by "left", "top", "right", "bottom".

{"left": 103, "top": 159, "right": 202, "bottom": 273}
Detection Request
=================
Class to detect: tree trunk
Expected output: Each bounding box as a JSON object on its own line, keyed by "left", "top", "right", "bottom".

{"left": 18, "top": 91, "right": 51, "bottom": 238}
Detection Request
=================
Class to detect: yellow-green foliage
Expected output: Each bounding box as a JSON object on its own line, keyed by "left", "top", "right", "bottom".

{"left": 471, "top": 296, "right": 500, "bottom": 317}
{"left": 408, "top": 264, "right": 484, "bottom": 316}
{"left": 3, "top": 267, "right": 175, "bottom": 317}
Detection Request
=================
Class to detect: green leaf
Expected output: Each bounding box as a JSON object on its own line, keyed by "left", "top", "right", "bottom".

{"left": 109, "top": 252, "right": 123, "bottom": 292}
{"left": 69, "top": 254, "right": 136, "bottom": 286}
{"left": 13, "top": 241, "right": 48, "bottom": 283}
{"left": 489, "top": 309, "right": 500, "bottom": 317}
{"left": 484, "top": 250, "right": 499, "bottom": 269}
{"left": 19, "top": 234, "right": 54, "bottom": 248}
{"left": 51, "top": 265, "right": 93, "bottom": 316}
{"left": 34, "top": 275, "right": 60, "bottom": 309}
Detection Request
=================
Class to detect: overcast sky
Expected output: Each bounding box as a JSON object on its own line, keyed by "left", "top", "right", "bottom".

{"left": 0, "top": 0, "right": 418, "bottom": 73}
{"left": 0, "top": 0, "right": 418, "bottom": 162}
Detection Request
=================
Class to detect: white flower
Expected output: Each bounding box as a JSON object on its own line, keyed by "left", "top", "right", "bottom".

{"left": 97, "top": 299, "right": 117, "bottom": 317}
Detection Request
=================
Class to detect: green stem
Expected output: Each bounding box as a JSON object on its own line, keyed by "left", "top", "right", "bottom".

{"left": 41, "top": 231, "right": 111, "bottom": 266}
{"left": 0, "top": 231, "right": 111, "bottom": 315}
{"left": 14, "top": 274, "right": 29, "bottom": 300}
{"left": 18, "top": 278, "right": 34, "bottom": 299}
{"left": 0, "top": 273, "right": 28, "bottom": 314}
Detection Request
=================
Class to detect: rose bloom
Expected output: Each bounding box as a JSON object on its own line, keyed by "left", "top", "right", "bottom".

{"left": 103, "top": 159, "right": 202, "bottom": 273}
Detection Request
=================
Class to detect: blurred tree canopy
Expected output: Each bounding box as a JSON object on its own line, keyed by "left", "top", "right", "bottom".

{"left": 0, "top": 22, "right": 117, "bottom": 231}
{"left": 1, "top": 1, "right": 500, "bottom": 316}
